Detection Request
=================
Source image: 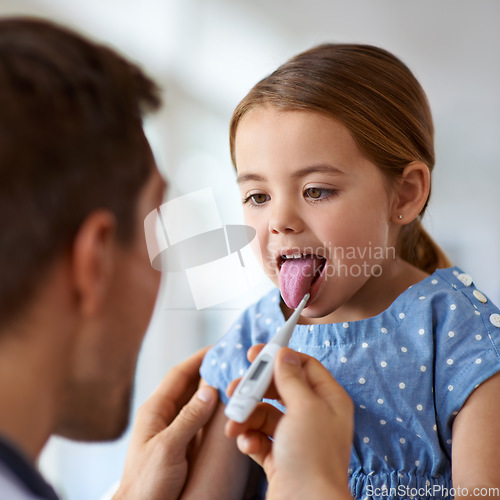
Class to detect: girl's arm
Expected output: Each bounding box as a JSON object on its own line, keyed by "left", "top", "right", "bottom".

{"left": 181, "top": 399, "right": 251, "bottom": 499}
{"left": 451, "top": 371, "right": 500, "bottom": 498}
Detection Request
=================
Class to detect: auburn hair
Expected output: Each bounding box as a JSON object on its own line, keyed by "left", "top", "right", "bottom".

{"left": 229, "top": 43, "right": 451, "bottom": 273}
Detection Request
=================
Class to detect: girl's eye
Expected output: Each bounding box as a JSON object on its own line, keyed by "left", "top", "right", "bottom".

{"left": 306, "top": 187, "right": 322, "bottom": 199}
{"left": 304, "top": 187, "right": 336, "bottom": 201}
{"left": 243, "top": 193, "right": 270, "bottom": 206}
{"left": 251, "top": 194, "right": 268, "bottom": 204}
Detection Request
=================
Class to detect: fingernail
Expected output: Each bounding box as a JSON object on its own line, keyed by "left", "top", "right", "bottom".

{"left": 281, "top": 349, "right": 300, "bottom": 366}
{"left": 236, "top": 434, "right": 250, "bottom": 453}
{"left": 196, "top": 386, "right": 215, "bottom": 403}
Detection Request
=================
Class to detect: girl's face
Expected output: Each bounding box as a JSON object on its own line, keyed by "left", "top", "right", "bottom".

{"left": 235, "top": 106, "right": 401, "bottom": 323}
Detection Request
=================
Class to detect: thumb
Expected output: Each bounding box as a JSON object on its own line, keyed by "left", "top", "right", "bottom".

{"left": 273, "top": 349, "right": 312, "bottom": 409}
{"left": 275, "top": 348, "right": 352, "bottom": 415}
{"left": 163, "top": 385, "right": 218, "bottom": 450}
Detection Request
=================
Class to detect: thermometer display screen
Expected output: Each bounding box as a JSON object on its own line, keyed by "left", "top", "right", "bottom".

{"left": 250, "top": 360, "right": 269, "bottom": 380}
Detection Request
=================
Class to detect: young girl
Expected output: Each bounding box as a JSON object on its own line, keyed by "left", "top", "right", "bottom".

{"left": 185, "top": 44, "right": 500, "bottom": 499}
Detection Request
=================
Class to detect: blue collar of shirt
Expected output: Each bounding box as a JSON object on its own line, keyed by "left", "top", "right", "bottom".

{"left": 0, "top": 433, "right": 58, "bottom": 499}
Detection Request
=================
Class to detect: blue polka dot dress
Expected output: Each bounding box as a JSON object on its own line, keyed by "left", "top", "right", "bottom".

{"left": 200, "top": 267, "right": 500, "bottom": 499}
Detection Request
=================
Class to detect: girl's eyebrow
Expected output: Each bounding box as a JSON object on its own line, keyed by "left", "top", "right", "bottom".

{"left": 237, "top": 164, "right": 345, "bottom": 184}
{"left": 236, "top": 173, "right": 266, "bottom": 184}
{"left": 290, "top": 164, "right": 346, "bottom": 178}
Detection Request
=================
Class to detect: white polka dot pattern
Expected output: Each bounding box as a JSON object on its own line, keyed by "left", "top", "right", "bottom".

{"left": 199, "top": 267, "right": 500, "bottom": 497}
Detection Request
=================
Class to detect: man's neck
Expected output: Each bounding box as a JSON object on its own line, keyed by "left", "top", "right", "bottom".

{"left": 0, "top": 332, "right": 62, "bottom": 460}
{"left": 0, "top": 271, "right": 76, "bottom": 461}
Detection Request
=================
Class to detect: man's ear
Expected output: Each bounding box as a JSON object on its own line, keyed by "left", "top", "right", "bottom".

{"left": 392, "top": 162, "right": 430, "bottom": 224}
{"left": 71, "top": 210, "right": 117, "bottom": 316}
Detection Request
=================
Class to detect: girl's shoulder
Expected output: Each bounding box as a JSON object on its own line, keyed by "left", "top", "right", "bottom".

{"left": 392, "top": 266, "right": 500, "bottom": 326}
{"left": 285, "top": 266, "right": 500, "bottom": 348}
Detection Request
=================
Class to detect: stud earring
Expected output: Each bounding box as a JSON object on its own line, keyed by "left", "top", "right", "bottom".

{"left": 398, "top": 214, "right": 403, "bottom": 220}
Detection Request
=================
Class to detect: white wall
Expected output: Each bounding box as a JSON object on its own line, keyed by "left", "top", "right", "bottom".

{"left": 1, "top": 1, "right": 499, "bottom": 498}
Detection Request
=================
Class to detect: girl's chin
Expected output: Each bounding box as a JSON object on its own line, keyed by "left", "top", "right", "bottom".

{"left": 300, "top": 301, "right": 338, "bottom": 321}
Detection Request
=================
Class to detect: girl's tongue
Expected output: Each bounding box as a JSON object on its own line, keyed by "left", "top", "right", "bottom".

{"left": 279, "top": 255, "right": 325, "bottom": 308}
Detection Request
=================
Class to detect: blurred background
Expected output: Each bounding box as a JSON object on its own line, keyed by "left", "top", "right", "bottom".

{"left": 1, "top": 0, "right": 499, "bottom": 498}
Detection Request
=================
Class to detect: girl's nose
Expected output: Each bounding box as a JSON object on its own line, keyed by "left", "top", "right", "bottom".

{"left": 268, "top": 201, "right": 304, "bottom": 234}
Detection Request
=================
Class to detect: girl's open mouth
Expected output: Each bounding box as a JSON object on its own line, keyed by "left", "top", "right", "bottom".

{"left": 278, "top": 252, "right": 327, "bottom": 308}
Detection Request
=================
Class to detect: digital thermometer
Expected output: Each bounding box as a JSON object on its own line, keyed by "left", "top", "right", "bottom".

{"left": 224, "top": 293, "right": 310, "bottom": 423}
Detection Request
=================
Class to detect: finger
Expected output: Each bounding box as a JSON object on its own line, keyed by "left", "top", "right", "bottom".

{"left": 292, "top": 351, "right": 352, "bottom": 414}
{"left": 247, "top": 344, "right": 265, "bottom": 362}
{"left": 274, "top": 348, "right": 351, "bottom": 414}
{"left": 251, "top": 345, "right": 345, "bottom": 403}
{"left": 303, "top": 358, "right": 352, "bottom": 415}
{"left": 224, "top": 402, "right": 283, "bottom": 439}
{"left": 236, "top": 431, "right": 272, "bottom": 468}
{"left": 226, "top": 370, "right": 281, "bottom": 402}
{"left": 225, "top": 344, "right": 267, "bottom": 397}
{"left": 162, "top": 385, "right": 218, "bottom": 453}
{"left": 152, "top": 346, "right": 210, "bottom": 403}
{"left": 225, "top": 377, "right": 241, "bottom": 398}
{"left": 139, "top": 347, "right": 211, "bottom": 433}
{"left": 226, "top": 347, "right": 281, "bottom": 400}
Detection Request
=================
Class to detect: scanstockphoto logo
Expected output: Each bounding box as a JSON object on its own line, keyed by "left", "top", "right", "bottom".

{"left": 144, "top": 188, "right": 259, "bottom": 310}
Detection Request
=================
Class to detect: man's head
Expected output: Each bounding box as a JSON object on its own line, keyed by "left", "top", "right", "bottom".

{"left": 0, "top": 18, "right": 165, "bottom": 444}
{"left": 0, "top": 17, "right": 161, "bottom": 326}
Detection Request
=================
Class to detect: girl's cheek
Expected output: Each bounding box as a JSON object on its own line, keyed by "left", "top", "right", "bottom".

{"left": 248, "top": 232, "right": 266, "bottom": 269}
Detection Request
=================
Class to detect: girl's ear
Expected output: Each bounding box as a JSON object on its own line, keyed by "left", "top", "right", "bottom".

{"left": 392, "top": 161, "right": 430, "bottom": 224}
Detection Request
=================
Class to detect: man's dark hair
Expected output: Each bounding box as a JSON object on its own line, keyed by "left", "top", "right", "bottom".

{"left": 0, "top": 18, "right": 161, "bottom": 328}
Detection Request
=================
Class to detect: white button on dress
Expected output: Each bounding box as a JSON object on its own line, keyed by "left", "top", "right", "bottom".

{"left": 473, "top": 290, "right": 487, "bottom": 304}
{"left": 457, "top": 273, "right": 473, "bottom": 286}
{"left": 489, "top": 313, "right": 500, "bottom": 328}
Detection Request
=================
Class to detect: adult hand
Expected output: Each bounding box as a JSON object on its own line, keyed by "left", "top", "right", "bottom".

{"left": 225, "top": 347, "right": 354, "bottom": 500}
{"left": 114, "top": 347, "right": 218, "bottom": 500}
